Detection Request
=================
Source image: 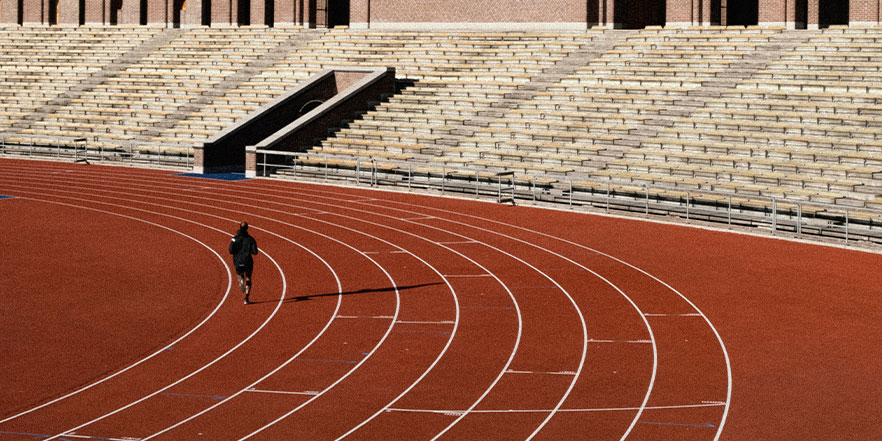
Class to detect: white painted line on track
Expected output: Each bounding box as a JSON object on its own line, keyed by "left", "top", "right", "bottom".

{"left": 347, "top": 194, "right": 731, "bottom": 441}
{"left": 1, "top": 170, "right": 455, "bottom": 440}
{"left": 245, "top": 389, "right": 320, "bottom": 396}
{"left": 396, "top": 320, "right": 455, "bottom": 325}
{"left": 4, "top": 166, "right": 659, "bottom": 440}
{"left": 0, "top": 197, "right": 232, "bottom": 426}
{"left": 239, "top": 185, "right": 654, "bottom": 441}
{"left": 386, "top": 401, "right": 727, "bottom": 414}
{"left": 0, "top": 190, "right": 292, "bottom": 441}
{"left": 66, "top": 433, "right": 142, "bottom": 441}
{"left": 236, "top": 217, "right": 457, "bottom": 440}
{"left": 335, "top": 315, "right": 395, "bottom": 320}
{"left": 644, "top": 313, "right": 703, "bottom": 317}
{"left": 587, "top": 339, "right": 654, "bottom": 344}
{"left": 64, "top": 172, "right": 608, "bottom": 441}
{"left": 505, "top": 370, "right": 577, "bottom": 376}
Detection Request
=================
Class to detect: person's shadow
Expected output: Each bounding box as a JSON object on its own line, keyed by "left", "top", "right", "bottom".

{"left": 246, "top": 282, "right": 444, "bottom": 305}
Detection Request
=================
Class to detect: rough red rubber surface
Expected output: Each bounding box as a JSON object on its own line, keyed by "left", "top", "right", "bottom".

{"left": 1, "top": 158, "right": 880, "bottom": 440}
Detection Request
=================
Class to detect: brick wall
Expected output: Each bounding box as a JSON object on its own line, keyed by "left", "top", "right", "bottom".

{"left": 851, "top": 0, "right": 879, "bottom": 23}
{"left": 2, "top": 1, "right": 880, "bottom": 32}
{"left": 362, "top": 0, "right": 588, "bottom": 30}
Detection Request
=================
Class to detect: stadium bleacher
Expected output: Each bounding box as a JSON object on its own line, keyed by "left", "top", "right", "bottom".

{"left": 2, "top": 24, "right": 882, "bottom": 231}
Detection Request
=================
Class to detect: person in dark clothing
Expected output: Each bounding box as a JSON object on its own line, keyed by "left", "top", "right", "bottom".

{"left": 229, "top": 221, "right": 258, "bottom": 304}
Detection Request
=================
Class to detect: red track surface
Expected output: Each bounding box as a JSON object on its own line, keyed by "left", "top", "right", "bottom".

{"left": 1, "top": 157, "right": 880, "bottom": 440}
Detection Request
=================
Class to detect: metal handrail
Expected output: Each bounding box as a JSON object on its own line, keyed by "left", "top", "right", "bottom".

{"left": 254, "top": 150, "right": 882, "bottom": 247}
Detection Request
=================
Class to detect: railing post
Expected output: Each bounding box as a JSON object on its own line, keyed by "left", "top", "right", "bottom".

{"left": 408, "top": 165, "right": 412, "bottom": 191}
{"left": 569, "top": 180, "right": 573, "bottom": 207}
{"left": 606, "top": 182, "right": 610, "bottom": 212}
{"left": 772, "top": 199, "right": 777, "bottom": 233}
{"left": 845, "top": 212, "right": 849, "bottom": 244}
{"left": 645, "top": 186, "right": 649, "bottom": 216}
{"left": 686, "top": 191, "right": 690, "bottom": 220}
{"left": 797, "top": 204, "right": 802, "bottom": 235}
{"left": 511, "top": 176, "right": 515, "bottom": 203}
{"left": 728, "top": 196, "right": 732, "bottom": 225}
{"left": 356, "top": 160, "right": 361, "bottom": 185}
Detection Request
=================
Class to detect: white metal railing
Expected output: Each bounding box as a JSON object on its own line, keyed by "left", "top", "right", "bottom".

{"left": 254, "top": 150, "right": 882, "bottom": 247}
{"left": 0, "top": 136, "right": 193, "bottom": 168}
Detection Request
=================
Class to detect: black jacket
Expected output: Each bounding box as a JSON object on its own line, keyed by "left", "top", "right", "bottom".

{"left": 229, "top": 229, "right": 258, "bottom": 267}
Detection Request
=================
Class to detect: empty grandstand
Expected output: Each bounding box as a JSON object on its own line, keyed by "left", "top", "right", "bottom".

{"left": 2, "top": 0, "right": 882, "bottom": 245}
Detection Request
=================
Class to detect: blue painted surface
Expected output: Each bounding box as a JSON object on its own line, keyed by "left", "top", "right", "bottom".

{"left": 0, "top": 195, "right": 13, "bottom": 199}
{"left": 175, "top": 173, "right": 248, "bottom": 181}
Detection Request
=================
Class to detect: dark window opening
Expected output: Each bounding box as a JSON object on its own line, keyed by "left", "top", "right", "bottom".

{"left": 819, "top": 0, "right": 848, "bottom": 28}
{"left": 727, "top": 0, "right": 758, "bottom": 26}
{"left": 613, "top": 0, "right": 665, "bottom": 29}
{"left": 237, "top": 0, "right": 250, "bottom": 25}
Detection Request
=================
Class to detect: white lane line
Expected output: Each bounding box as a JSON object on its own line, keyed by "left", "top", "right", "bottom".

{"left": 8, "top": 167, "right": 618, "bottom": 439}
{"left": 396, "top": 320, "right": 455, "bottom": 325}
{"left": 239, "top": 216, "right": 457, "bottom": 440}
{"left": 330, "top": 233, "right": 518, "bottom": 441}
{"left": 587, "top": 339, "right": 653, "bottom": 344}
{"left": 0, "top": 193, "right": 292, "bottom": 441}
{"left": 3, "top": 171, "right": 451, "bottom": 440}
{"left": 387, "top": 402, "right": 727, "bottom": 414}
{"left": 245, "top": 389, "right": 319, "bottom": 396}
{"left": 245, "top": 187, "right": 651, "bottom": 441}
{"left": 10, "top": 160, "right": 730, "bottom": 439}
{"left": 336, "top": 315, "right": 395, "bottom": 320}
{"left": 114, "top": 175, "right": 611, "bottom": 441}
{"left": 33, "top": 180, "right": 405, "bottom": 440}
{"left": 354, "top": 195, "right": 732, "bottom": 441}
{"left": 0, "top": 197, "right": 232, "bottom": 425}
{"left": 141, "top": 220, "right": 350, "bottom": 440}
{"left": 505, "top": 370, "right": 577, "bottom": 376}
{"left": 644, "top": 313, "right": 703, "bottom": 317}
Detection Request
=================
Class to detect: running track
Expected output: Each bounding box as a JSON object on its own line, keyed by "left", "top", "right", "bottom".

{"left": 1, "top": 158, "right": 881, "bottom": 440}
